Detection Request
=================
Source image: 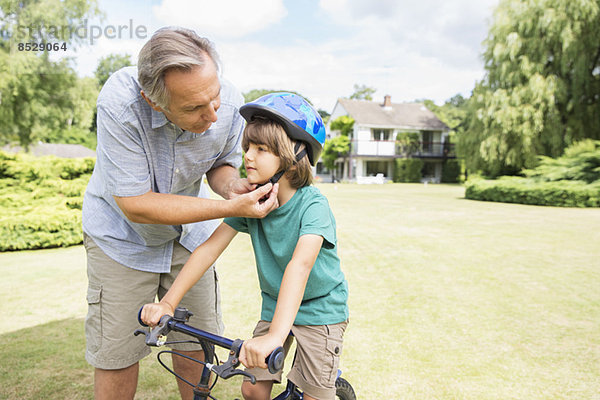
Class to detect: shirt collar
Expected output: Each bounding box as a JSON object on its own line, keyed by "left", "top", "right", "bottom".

{"left": 151, "top": 108, "right": 171, "bottom": 129}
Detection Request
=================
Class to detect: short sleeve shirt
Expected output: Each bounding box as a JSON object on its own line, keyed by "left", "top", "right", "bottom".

{"left": 224, "top": 186, "right": 349, "bottom": 326}
{"left": 82, "top": 66, "right": 244, "bottom": 272}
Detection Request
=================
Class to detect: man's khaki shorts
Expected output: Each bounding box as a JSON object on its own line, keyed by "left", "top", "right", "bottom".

{"left": 245, "top": 320, "right": 348, "bottom": 400}
{"left": 84, "top": 234, "right": 223, "bottom": 370}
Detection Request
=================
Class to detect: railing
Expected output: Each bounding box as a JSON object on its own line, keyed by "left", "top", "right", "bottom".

{"left": 350, "top": 140, "right": 455, "bottom": 158}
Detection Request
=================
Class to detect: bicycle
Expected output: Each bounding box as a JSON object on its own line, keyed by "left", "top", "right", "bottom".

{"left": 135, "top": 306, "right": 356, "bottom": 400}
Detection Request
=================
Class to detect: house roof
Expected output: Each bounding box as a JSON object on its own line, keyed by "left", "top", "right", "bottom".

{"left": 336, "top": 98, "right": 449, "bottom": 131}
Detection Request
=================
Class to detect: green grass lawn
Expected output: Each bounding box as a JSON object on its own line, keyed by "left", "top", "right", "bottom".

{"left": 1, "top": 183, "right": 599, "bottom": 399}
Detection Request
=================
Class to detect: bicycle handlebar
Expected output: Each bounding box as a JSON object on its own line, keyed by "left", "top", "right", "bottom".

{"left": 135, "top": 306, "right": 285, "bottom": 377}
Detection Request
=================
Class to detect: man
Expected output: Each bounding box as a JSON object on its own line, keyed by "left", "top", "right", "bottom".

{"left": 82, "top": 27, "right": 278, "bottom": 400}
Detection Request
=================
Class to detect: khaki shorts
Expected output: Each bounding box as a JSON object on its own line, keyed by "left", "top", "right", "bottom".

{"left": 246, "top": 320, "right": 348, "bottom": 400}
{"left": 84, "top": 234, "right": 223, "bottom": 370}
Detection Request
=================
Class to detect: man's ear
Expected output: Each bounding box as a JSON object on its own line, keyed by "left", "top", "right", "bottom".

{"left": 140, "top": 90, "right": 164, "bottom": 112}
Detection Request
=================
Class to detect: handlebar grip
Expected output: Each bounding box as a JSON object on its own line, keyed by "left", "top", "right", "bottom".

{"left": 138, "top": 307, "right": 148, "bottom": 327}
{"left": 267, "top": 346, "right": 285, "bottom": 374}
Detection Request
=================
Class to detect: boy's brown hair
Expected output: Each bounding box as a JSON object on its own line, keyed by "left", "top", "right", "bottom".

{"left": 242, "top": 118, "right": 314, "bottom": 189}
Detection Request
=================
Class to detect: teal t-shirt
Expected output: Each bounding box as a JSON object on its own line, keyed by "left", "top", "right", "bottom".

{"left": 224, "top": 185, "right": 349, "bottom": 325}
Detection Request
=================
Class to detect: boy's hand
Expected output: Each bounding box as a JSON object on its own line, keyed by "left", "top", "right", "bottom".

{"left": 140, "top": 302, "right": 174, "bottom": 327}
{"left": 239, "top": 334, "right": 283, "bottom": 369}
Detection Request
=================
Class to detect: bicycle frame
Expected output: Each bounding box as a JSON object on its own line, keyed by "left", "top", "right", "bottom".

{"left": 135, "top": 307, "right": 284, "bottom": 400}
{"left": 136, "top": 308, "right": 355, "bottom": 400}
{"left": 169, "top": 320, "right": 233, "bottom": 400}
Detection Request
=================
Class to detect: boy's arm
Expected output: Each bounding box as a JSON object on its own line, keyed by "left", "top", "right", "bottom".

{"left": 239, "top": 233, "right": 323, "bottom": 369}
{"left": 140, "top": 222, "right": 238, "bottom": 326}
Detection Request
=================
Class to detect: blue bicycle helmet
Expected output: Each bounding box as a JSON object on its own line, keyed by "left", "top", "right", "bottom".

{"left": 239, "top": 92, "right": 326, "bottom": 166}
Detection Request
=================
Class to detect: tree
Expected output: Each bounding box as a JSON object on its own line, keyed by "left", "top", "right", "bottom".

{"left": 47, "top": 76, "right": 99, "bottom": 148}
{"left": 461, "top": 0, "right": 600, "bottom": 177}
{"left": 349, "top": 84, "right": 376, "bottom": 101}
{"left": 0, "top": 55, "right": 78, "bottom": 146}
{"left": 321, "top": 135, "right": 350, "bottom": 179}
{"left": 324, "top": 116, "right": 354, "bottom": 180}
{"left": 95, "top": 53, "right": 133, "bottom": 87}
{"left": 0, "top": 0, "right": 101, "bottom": 148}
{"left": 329, "top": 115, "right": 354, "bottom": 137}
{"left": 423, "top": 96, "right": 467, "bottom": 132}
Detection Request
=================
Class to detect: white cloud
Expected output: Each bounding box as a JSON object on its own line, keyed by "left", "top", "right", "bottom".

{"left": 307, "top": 0, "right": 500, "bottom": 107}
{"left": 152, "top": 0, "right": 287, "bottom": 38}
{"left": 69, "top": 0, "right": 500, "bottom": 112}
{"left": 218, "top": 33, "right": 482, "bottom": 112}
{"left": 319, "top": 0, "right": 497, "bottom": 67}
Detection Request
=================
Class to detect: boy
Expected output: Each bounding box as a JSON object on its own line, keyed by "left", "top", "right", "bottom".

{"left": 141, "top": 93, "right": 349, "bottom": 400}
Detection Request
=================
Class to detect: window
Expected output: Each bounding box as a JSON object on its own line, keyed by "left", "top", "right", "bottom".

{"left": 422, "top": 131, "right": 433, "bottom": 153}
{"left": 372, "top": 129, "right": 392, "bottom": 141}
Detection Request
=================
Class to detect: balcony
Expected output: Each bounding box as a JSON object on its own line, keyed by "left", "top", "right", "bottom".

{"left": 350, "top": 140, "right": 455, "bottom": 158}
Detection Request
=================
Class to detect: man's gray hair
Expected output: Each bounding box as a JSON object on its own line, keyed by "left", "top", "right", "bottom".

{"left": 138, "top": 27, "right": 221, "bottom": 110}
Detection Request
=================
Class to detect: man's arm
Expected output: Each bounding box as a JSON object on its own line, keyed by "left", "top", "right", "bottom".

{"left": 206, "top": 164, "right": 254, "bottom": 200}
{"left": 239, "top": 234, "right": 324, "bottom": 369}
{"left": 113, "top": 182, "right": 278, "bottom": 225}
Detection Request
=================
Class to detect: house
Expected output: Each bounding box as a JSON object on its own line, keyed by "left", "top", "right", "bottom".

{"left": 320, "top": 95, "right": 453, "bottom": 183}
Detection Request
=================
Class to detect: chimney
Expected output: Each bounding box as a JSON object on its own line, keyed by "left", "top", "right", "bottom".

{"left": 382, "top": 95, "right": 392, "bottom": 108}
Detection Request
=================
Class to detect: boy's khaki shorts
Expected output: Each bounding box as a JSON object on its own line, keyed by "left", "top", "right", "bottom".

{"left": 245, "top": 320, "right": 348, "bottom": 400}
{"left": 84, "top": 234, "right": 223, "bottom": 370}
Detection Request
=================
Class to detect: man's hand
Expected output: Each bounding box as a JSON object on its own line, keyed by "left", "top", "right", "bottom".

{"left": 239, "top": 333, "right": 283, "bottom": 369}
{"left": 140, "top": 301, "right": 175, "bottom": 327}
{"left": 232, "top": 183, "right": 279, "bottom": 218}
{"left": 223, "top": 177, "right": 255, "bottom": 199}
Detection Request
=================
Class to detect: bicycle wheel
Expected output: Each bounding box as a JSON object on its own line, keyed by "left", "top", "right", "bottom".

{"left": 335, "top": 377, "right": 356, "bottom": 400}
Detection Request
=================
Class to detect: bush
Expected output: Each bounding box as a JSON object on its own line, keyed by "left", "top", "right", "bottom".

{"left": 0, "top": 151, "right": 94, "bottom": 250}
{"left": 441, "top": 159, "right": 461, "bottom": 183}
{"left": 394, "top": 158, "right": 423, "bottom": 183}
{"left": 0, "top": 211, "right": 83, "bottom": 251}
{"left": 523, "top": 139, "right": 600, "bottom": 183}
{"left": 465, "top": 140, "right": 600, "bottom": 207}
{"left": 465, "top": 177, "right": 600, "bottom": 207}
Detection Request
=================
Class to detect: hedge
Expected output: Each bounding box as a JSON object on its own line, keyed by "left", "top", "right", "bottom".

{"left": 0, "top": 151, "right": 93, "bottom": 251}
{"left": 394, "top": 158, "right": 424, "bottom": 183}
{"left": 441, "top": 159, "right": 461, "bottom": 183}
{"left": 465, "top": 177, "right": 600, "bottom": 208}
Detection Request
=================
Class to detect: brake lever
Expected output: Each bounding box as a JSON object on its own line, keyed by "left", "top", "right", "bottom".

{"left": 133, "top": 315, "right": 172, "bottom": 346}
{"left": 205, "top": 339, "right": 285, "bottom": 385}
{"left": 207, "top": 362, "right": 257, "bottom": 385}
{"left": 205, "top": 339, "right": 257, "bottom": 384}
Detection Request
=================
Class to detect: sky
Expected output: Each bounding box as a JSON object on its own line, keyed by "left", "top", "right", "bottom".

{"left": 65, "top": 0, "right": 500, "bottom": 112}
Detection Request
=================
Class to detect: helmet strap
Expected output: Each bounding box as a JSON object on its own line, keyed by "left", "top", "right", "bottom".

{"left": 293, "top": 142, "right": 308, "bottom": 163}
{"left": 256, "top": 143, "right": 308, "bottom": 188}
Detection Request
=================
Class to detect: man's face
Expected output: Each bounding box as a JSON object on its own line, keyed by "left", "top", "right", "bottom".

{"left": 158, "top": 61, "right": 221, "bottom": 134}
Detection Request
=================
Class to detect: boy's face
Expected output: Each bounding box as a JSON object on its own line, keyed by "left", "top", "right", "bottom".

{"left": 244, "top": 143, "right": 281, "bottom": 185}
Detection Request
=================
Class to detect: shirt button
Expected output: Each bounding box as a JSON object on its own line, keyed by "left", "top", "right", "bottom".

{"left": 175, "top": 168, "right": 180, "bottom": 174}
